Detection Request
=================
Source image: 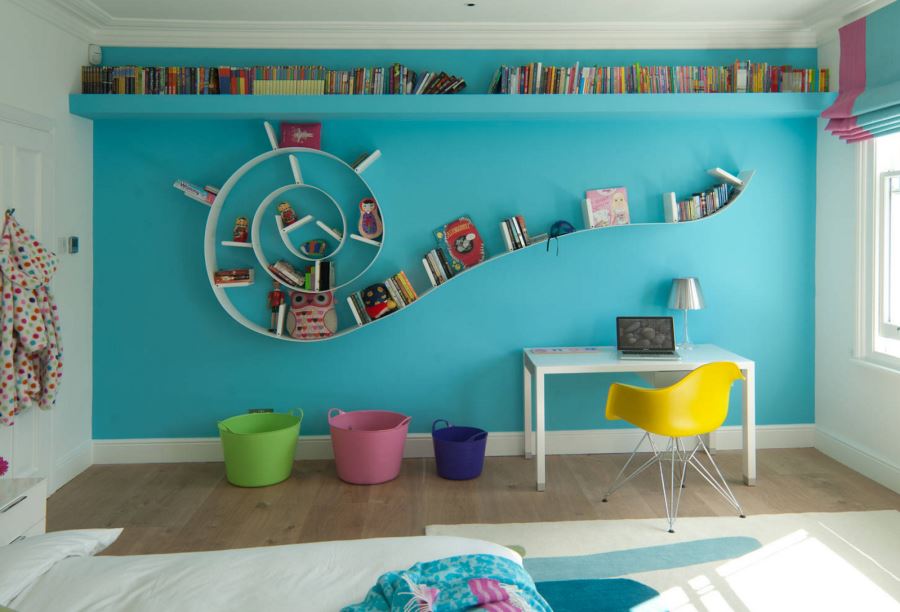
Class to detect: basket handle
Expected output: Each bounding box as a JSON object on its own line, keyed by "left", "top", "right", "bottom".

{"left": 327, "top": 408, "right": 344, "bottom": 422}
{"left": 217, "top": 421, "right": 232, "bottom": 434}
{"left": 398, "top": 415, "right": 412, "bottom": 428}
{"left": 465, "top": 431, "right": 488, "bottom": 443}
{"left": 290, "top": 408, "right": 304, "bottom": 424}
{"left": 432, "top": 419, "right": 451, "bottom": 433}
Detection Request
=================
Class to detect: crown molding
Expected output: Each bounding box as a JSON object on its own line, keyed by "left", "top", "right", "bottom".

{"left": 89, "top": 19, "right": 817, "bottom": 49}
{"left": 14, "top": 0, "right": 821, "bottom": 50}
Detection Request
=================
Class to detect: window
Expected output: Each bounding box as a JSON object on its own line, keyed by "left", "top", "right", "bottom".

{"left": 865, "top": 132, "right": 900, "bottom": 362}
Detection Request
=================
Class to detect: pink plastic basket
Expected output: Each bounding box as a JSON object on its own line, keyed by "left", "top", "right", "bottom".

{"left": 328, "top": 409, "right": 411, "bottom": 485}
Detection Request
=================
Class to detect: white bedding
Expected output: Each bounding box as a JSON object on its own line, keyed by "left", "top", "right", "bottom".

{"left": 11, "top": 535, "right": 521, "bottom": 612}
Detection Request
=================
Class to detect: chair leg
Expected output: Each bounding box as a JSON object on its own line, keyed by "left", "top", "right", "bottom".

{"left": 687, "top": 435, "right": 745, "bottom": 518}
{"left": 658, "top": 437, "right": 689, "bottom": 533}
{"left": 602, "top": 432, "right": 659, "bottom": 502}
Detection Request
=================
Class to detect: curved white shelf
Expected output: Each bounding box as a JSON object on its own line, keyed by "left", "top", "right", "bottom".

{"left": 210, "top": 169, "right": 755, "bottom": 343}
{"left": 204, "top": 143, "right": 385, "bottom": 340}
{"left": 278, "top": 214, "right": 314, "bottom": 234}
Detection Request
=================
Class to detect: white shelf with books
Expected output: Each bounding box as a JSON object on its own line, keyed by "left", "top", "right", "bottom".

{"left": 198, "top": 123, "right": 752, "bottom": 342}
{"left": 200, "top": 123, "right": 386, "bottom": 343}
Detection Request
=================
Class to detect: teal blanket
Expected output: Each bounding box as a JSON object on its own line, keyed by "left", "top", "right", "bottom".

{"left": 342, "top": 554, "right": 552, "bottom": 611}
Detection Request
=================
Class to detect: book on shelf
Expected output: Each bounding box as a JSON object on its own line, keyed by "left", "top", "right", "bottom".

{"left": 499, "top": 215, "right": 535, "bottom": 251}
{"left": 214, "top": 268, "right": 254, "bottom": 286}
{"left": 664, "top": 181, "right": 733, "bottom": 223}
{"left": 279, "top": 122, "right": 321, "bottom": 148}
{"left": 268, "top": 259, "right": 337, "bottom": 291}
{"left": 348, "top": 270, "right": 418, "bottom": 326}
{"left": 434, "top": 216, "right": 486, "bottom": 273}
{"left": 422, "top": 248, "right": 455, "bottom": 287}
{"left": 487, "top": 61, "right": 829, "bottom": 94}
{"left": 583, "top": 187, "right": 630, "bottom": 229}
{"left": 81, "top": 63, "right": 466, "bottom": 96}
{"left": 173, "top": 179, "right": 216, "bottom": 205}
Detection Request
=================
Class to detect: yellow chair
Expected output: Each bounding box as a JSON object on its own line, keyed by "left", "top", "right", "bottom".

{"left": 601, "top": 362, "right": 746, "bottom": 533}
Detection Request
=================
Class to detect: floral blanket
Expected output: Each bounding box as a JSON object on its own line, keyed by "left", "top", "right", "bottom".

{"left": 342, "top": 554, "right": 552, "bottom": 611}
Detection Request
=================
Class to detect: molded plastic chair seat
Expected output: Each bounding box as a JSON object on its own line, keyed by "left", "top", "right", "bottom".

{"left": 602, "top": 361, "right": 746, "bottom": 532}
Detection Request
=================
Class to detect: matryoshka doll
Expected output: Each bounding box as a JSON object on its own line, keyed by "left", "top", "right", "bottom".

{"left": 277, "top": 201, "right": 299, "bottom": 227}
{"left": 358, "top": 198, "right": 383, "bottom": 240}
{"left": 232, "top": 216, "right": 249, "bottom": 242}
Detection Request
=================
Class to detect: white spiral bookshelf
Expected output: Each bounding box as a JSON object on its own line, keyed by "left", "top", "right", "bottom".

{"left": 192, "top": 121, "right": 754, "bottom": 343}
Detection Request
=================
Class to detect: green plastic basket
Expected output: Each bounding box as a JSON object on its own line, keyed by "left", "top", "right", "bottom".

{"left": 218, "top": 410, "right": 303, "bottom": 487}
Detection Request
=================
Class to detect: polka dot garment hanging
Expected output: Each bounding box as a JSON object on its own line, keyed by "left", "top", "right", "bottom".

{"left": 0, "top": 210, "right": 62, "bottom": 426}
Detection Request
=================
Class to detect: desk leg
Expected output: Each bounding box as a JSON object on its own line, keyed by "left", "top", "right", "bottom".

{"left": 742, "top": 365, "right": 757, "bottom": 486}
{"left": 523, "top": 360, "right": 533, "bottom": 459}
{"left": 536, "top": 371, "right": 546, "bottom": 491}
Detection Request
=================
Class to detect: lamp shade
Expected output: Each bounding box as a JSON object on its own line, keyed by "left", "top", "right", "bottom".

{"left": 668, "top": 277, "right": 705, "bottom": 310}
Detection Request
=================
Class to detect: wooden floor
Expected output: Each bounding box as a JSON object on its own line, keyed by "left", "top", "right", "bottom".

{"left": 48, "top": 449, "right": 900, "bottom": 556}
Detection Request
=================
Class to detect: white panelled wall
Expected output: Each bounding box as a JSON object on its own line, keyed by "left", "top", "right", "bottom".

{"left": 815, "top": 36, "right": 900, "bottom": 493}
{"left": 0, "top": 0, "right": 93, "bottom": 493}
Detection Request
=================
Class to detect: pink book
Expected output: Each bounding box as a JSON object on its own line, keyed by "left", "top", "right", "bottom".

{"left": 583, "top": 187, "right": 630, "bottom": 229}
{"left": 279, "top": 122, "right": 322, "bottom": 149}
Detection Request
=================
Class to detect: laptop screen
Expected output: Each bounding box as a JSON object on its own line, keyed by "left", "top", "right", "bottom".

{"left": 616, "top": 317, "right": 676, "bottom": 352}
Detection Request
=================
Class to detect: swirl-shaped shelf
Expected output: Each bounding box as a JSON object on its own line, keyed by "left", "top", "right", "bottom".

{"left": 200, "top": 132, "right": 753, "bottom": 342}
{"left": 203, "top": 129, "right": 385, "bottom": 342}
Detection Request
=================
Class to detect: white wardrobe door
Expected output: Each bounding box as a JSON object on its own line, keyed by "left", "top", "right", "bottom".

{"left": 0, "top": 108, "right": 54, "bottom": 480}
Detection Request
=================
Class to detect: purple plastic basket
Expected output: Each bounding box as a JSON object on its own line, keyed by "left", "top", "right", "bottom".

{"left": 432, "top": 419, "right": 488, "bottom": 480}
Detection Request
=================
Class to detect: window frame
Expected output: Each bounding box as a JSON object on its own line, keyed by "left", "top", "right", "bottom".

{"left": 877, "top": 170, "right": 900, "bottom": 342}
{"left": 857, "top": 139, "right": 900, "bottom": 370}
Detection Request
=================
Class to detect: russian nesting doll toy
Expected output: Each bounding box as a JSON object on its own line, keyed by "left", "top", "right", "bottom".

{"left": 267, "top": 280, "right": 285, "bottom": 332}
{"left": 277, "top": 201, "right": 299, "bottom": 227}
{"left": 358, "top": 198, "right": 383, "bottom": 240}
{"left": 232, "top": 216, "right": 249, "bottom": 243}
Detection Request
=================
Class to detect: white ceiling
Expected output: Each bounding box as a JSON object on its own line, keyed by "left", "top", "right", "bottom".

{"left": 78, "top": 0, "right": 868, "bottom": 25}
{"left": 11, "top": 0, "right": 889, "bottom": 49}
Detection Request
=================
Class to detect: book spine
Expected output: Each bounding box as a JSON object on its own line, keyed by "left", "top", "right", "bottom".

{"left": 435, "top": 248, "right": 455, "bottom": 279}
{"left": 347, "top": 296, "right": 363, "bottom": 325}
{"left": 385, "top": 278, "right": 406, "bottom": 308}
{"left": 500, "top": 221, "right": 514, "bottom": 252}
{"left": 422, "top": 257, "right": 438, "bottom": 287}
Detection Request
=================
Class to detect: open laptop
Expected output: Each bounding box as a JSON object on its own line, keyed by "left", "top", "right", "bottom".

{"left": 616, "top": 316, "right": 681, "bottom": 360}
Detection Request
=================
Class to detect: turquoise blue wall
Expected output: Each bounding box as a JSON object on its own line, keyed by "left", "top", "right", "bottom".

{"left": 93, "top": 48, "right": 817, "bottom": 439}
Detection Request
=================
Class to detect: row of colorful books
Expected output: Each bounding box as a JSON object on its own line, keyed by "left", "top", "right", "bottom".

{"left": 488, "top": 61, "right": 829, "bottom": 94}
{"left": 663, "top": 168, "right": 743, "bottom": 223}
{"left": 268, "top": 259, "right": 335, "bottom": 291}
{"left": 347, "top": 271, "right": 418, "bottom": 325}
{"left": 81, "top": 64, "right": 466, "bottom": 95}
{"left": 499, "top": 215, "right": 546, "bottom": 251}
{"left": 214, "top": 268, "right": 254, "bottom": 287}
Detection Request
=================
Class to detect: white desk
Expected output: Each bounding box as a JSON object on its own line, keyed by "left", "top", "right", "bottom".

{"left": 523, "top": 344, "right": 756, "bottom": 491}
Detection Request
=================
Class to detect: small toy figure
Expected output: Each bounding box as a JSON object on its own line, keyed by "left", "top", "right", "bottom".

{"left": 232, "top": 216, "right": 249, "bottom": 243}
{"left": 267, "top": 280, "right": 285, "bottom": 332}
{"left": 358, "top": 198, "right": 383, "bottom": 240}
{"left": 300, "top": 239, "right": 328, "bottom": 259}
{"left": 277, "top": 201, "right": 299, "bottom": 227}
{"left": 286, "top": 290, "right": 337, "bottom": 339}
{"left": 362, "top": 283, "right": 397, "bottom": 320}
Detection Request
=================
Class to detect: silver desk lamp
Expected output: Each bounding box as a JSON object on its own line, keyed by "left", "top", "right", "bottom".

{"left": 668, "top": 277, "right": 705, "bottom": 350}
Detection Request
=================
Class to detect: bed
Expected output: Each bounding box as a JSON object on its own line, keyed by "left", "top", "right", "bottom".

{"left": 4, "top": 530, "right": 522, "bottom": 611}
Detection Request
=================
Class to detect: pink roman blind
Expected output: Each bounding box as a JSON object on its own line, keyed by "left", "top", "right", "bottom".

{"left": 822, "top": 0, "right": 900, "bottom": 142}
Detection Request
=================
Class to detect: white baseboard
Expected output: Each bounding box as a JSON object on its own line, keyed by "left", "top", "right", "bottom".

{"left": 815, "top": 428, "right": 900, "bottom": 494}
{"left": 51, "top": 440, "right": 93, "bottom": 494}
{"left": 92, "top": 424, "right": 814, "bottom": 465}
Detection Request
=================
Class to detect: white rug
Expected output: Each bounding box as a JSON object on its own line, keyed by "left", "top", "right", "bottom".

{"left": 427, "top": 511, "right": 900, "bottom": 611}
